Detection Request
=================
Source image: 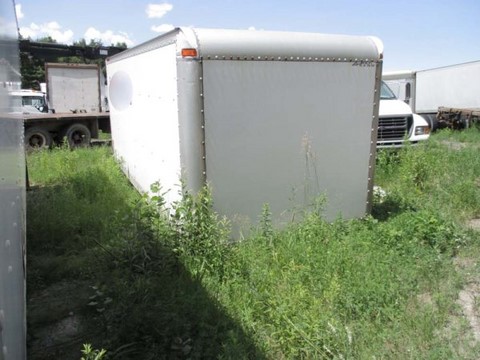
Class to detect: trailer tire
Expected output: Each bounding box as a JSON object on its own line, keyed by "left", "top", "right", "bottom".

{"left": 25, "top": 127, "right": 52, "bottom": 150}
{"left": 61, "top": 123, "right": 91, "bottom": 148}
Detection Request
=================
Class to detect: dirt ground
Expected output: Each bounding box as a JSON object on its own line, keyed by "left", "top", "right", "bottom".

{"left": 455, "top": 257, "right": 480, "bottom": 332}
{"left": 27, "top": 280, "right": 100, "bottom": 359}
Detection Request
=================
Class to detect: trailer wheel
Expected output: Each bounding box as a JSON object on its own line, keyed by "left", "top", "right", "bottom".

{"left": 25, "top": 127, "right": 52, "bottom": 150}
{"left": 61, "top": 124, "right": 91, "bottom": 148}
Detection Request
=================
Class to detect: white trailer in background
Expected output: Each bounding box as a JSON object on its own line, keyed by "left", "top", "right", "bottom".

{"left": 106, "top": 27, "right": 383, "bottom": 236}
{"left": 0, "top": 3, "right": 26, "bottom": 360}
{"left": 383, "top": 61, "right": 480, "bottom": 130}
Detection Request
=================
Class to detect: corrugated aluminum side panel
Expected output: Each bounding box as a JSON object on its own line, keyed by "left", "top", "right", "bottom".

{"left": 107, "top": 43, "right": 183, "bottom": 205}
{"left": 416, "top": 61, "right": 480, "bottom": 113}
{"left": 0, "top": 3, "right": 26, "bottom": 359}
{"left": 202, "top": 60, "right": 378, "bottom": 235}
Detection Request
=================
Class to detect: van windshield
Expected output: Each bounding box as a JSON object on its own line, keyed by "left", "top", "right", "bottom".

{"left": 380, "top": 81, "right": 397, "bottom": 100}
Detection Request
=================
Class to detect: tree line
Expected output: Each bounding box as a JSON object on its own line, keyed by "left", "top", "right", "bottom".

{"left": 20, "top": 36, "right": 127, "bottom": 89}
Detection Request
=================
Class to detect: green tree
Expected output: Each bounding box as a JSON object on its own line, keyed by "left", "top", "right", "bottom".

{"left": 20, "top": 36, "right": 57, "bottom": 87}
{"left": 114, "top": 42, "right": 128, "bottom": 49}
{"left": 20, "top": 53, "right": 44, "bottom": 89}
{"left": 20, "top": 37, "right": 127, "bottom": 88}
{"left": 36, "top": 36, "right": 57, "bottom": 43}
{"left": 73, "top": 38, "right": 87, "bottom": 47}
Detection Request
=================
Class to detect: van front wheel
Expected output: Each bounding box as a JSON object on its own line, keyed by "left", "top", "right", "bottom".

{"left": 421, "top": 114, "right": 438, "bottom": 132}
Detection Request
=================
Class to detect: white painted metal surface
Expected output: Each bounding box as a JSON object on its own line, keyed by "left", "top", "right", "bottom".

{"left": 108, "top": 43, "right": 183, "bottom": 206}
{"left": 202, "top": 60, "right": 377, "bottom": 232}
{"left": 383, "top": 70, "right": 416, "bottom": 110}
{"left": 384, "top": 62, "right": 480, "bottom": 114}
{"left": 378, "top": 96, "right": 430, "bottom": 148}
{"left": 109, "top": 27, "right": 382, "bottom": 64}
{"left": 46, "top": 63, "right": 101, "bottom": 113}
{"left": 0, "top": 3, "right": 26, "bottom": 359}
{"left": 191, "top": 28, "right": 382, "bottom": 60}
{"left": 107, "top": 27, "right": 382, "bottom": 235}
{"left": 416, "top": 61, "right": 480, "bottom": 113}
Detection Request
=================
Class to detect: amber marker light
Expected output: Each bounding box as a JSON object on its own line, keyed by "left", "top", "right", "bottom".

{"left": 181, "top": 48, "right": 198, "bottom": 57}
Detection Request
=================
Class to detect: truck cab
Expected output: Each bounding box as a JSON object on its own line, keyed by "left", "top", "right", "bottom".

{"left": 377, "top": 81, "right": 430, "bottom": 148}
{"left": 9, "top": 89, "right": 48, "bottom": 114}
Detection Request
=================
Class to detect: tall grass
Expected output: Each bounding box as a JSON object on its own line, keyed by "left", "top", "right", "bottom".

{"left": 376, "top": 130, "right": 480, "bottom": 221}
{"left": 27, "top": 131, "right": 480, "bottom": 359}
{"left": 27, "top": 146, "right": 138, "bottom": 285}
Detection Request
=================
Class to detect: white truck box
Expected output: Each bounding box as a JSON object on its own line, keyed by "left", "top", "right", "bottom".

{"left": 383, "top": 61, "right": 480, "bottom": 129}
{"left": 45, "top": 63, "right": 102, "bottom": 113}
{"left": 106, "top": 27, "right": 383, "bottom": 235}
{"left": 0, "top": 2, "right": 26, "bottom": 358}
{"left": 416, "top": 61, "right": 480, "bottom": 113}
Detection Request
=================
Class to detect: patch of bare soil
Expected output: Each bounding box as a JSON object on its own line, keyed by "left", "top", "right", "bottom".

{"left": 440, "top": 141, "right": 480, "bottom": 151}
{"left": 27, "top": 280, "right": 99, "bottom": 360}
{"left": 466, "top": 218, "right": 480, "bottom": 231}
{"left": 451, "top": 256, "right": 480, "bottom": 355}
{"left": 441, "top": 141, "right": 469, "bottom": 151}
{"left": 455, "top": 219, "right": 480, "bottom": 349}
{"left": 458, "top": 284, "right": 480, "bottom": 343}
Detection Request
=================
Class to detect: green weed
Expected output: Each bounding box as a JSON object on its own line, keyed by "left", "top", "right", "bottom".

{"left": 170, "top": 184, "right": 231, "bottom": 280}
{"left": 80, "top": 344, "right": 107, "bottom": 360}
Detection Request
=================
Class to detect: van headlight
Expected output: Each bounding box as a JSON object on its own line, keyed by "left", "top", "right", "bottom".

{"left": 415, "top": 126, "right": 430, "bottom": 136}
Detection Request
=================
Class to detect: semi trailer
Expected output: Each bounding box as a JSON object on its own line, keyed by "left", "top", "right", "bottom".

{"left": 383, "top": 61, "right": 480, "bottom": 130}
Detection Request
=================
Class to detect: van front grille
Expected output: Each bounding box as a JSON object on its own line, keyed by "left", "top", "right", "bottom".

{"left": 377, "top": 115, "right": 411, "bottom": 140}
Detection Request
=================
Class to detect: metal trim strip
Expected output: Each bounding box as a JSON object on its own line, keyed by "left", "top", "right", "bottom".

{"left": 366, "top": 62, "right": 383, "bottom": 214}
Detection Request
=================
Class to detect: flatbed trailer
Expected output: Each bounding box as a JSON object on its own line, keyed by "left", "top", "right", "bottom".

{"left": 436, "top": 107, "right": 480, "bottom": 129}
{"left": 23, "top": 112, "right": 110, "bottom": 149}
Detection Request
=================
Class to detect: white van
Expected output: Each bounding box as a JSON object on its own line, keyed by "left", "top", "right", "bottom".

{"left": 377, "top": 81, "right": 430, "bottom": 148}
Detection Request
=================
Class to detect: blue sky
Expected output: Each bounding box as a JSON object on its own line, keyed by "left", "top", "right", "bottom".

{"left": 14, "top": 0, "right": 480, "bottom": 71}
